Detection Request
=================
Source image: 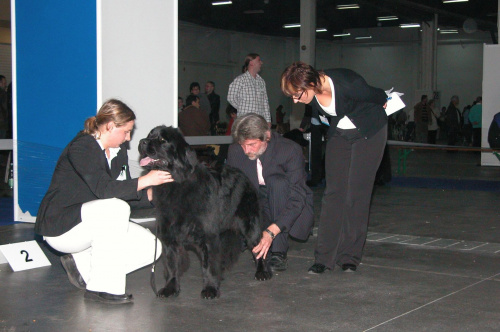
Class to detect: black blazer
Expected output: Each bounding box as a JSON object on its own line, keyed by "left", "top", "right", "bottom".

{"left": 227, "top": 132, "right": 314, "bottom": 240}
{"left": 35, "top": 132, "right": 151, "bottom": 237}
{"left": 309, "top": 68, "right": 388, "bottom": 139}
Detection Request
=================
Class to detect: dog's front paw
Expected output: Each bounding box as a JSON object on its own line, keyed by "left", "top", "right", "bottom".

{"left": 158, "top": 284, "right": 180, "bottom": 299}
{"left": 201, "top": 286, "right": 220, "bottom": 299}
{"left": 254, "top": 257, "right": 273, "bottom": 281}
{"left": 254, "top": 270, "right": 273, "bottom": 281}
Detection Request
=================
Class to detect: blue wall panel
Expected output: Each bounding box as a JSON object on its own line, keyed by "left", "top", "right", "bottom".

{"left": 15, "top": 0, "right": 97, "bottom": 217}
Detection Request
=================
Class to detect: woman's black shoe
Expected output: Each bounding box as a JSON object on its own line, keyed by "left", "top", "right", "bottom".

{"left": 60, "top": 254, "right": 86, "bottom": 290}
{"left": 308, "top": 263, "right": 329, "bottom": 274}
{"left": 341, "top": 263, "right": 357, "bottom": 272}
{"left": 84, "top": 290, "right": 133, "bottom": 304}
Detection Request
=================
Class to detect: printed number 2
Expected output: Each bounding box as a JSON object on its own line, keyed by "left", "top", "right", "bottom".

{"left": 20, "top": 250, "right": 33, "bottom": 262}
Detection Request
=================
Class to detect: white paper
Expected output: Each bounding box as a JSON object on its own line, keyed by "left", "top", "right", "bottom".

{"left": 0, "top": 241, "right": 51, "bottom": 271}
{"left": 385, "top": 92, "right": 405, "bottom": 116}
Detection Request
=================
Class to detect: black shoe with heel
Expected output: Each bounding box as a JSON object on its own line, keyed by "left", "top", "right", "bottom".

{"left": 60, "top": 254, "right": 86, "bottom": 290}
{"left": 84, "top": 291, "right": 133, "bottom": 304}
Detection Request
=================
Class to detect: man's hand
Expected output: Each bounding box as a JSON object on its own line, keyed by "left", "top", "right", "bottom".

{"left": 252, "top": 223, "right": 281, "bottom": 259}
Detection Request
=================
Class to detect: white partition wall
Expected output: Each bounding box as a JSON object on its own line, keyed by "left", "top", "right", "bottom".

{"left": 13, "top": 0, "right": 178, "bottom": 221}
{"left": 100, "top": 0, "right": 177, "bottom": 178}
{"left": 481, "top": 44, "right": 500, "bottom": 166}
{"left": 100, "top": 0, "right": 177, "bottom": 168}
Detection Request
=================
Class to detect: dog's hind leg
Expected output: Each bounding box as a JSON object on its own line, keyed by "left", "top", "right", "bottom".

{"left": 196, "top": 237, "right": 222, "bottom": 299}
{"left": 158, "top": 244, "right": 185, "bottom": 298}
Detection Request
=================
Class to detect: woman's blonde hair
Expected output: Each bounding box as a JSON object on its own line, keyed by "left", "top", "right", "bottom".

{"left": 83, "top": 99, "right": 135, "bottom": 137}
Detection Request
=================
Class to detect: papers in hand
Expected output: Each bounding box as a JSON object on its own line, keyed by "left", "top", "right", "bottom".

{"left": 384, "top": 87, "right": 405, "bottom": 116}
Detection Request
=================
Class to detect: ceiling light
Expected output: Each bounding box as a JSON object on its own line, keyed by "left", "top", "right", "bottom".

{"left": 283, "top": 23, "right": 301, "bottom": 29}
{"left": 336, "top": 4, "right": 360, "bottom": 10}
{"left": 212, "top": 1, "right": 232, "bottom": 5}
{"left": 355, "top": 36, "right": 372, "bottom": 40}
{"left": 439, "top": 29, "right": 459, "bottom": 34}
{"left": 333, "top": 33, "right": 351, "bottom": 37}
{"left": 443, "top": 0, "right": 468, "bottom": 3}
{"left": 316, "top": 28, "right": 328, "bottom": 32}
{"left": 377, "top": 16, "right": 398, "bottom": 21}
{"left": 400, "top": 23, "right": 421, "bottom": 28}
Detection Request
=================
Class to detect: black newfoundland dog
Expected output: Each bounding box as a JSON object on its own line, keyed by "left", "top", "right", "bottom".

{"left": 139, "top": 126, "right": 272, "bottom": 299}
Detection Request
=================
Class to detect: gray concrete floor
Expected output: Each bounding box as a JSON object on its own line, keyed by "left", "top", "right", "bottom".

{"left": 1, "top": 148, "right": 499, "bottom": 332}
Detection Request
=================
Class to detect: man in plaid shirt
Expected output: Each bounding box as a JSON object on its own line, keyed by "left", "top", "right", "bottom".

{"left": 228, "top": 53, "right": 271, "bottom": 125}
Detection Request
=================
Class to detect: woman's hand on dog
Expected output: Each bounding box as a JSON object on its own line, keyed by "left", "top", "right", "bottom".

{"left": 252, "top": 224, "right": 281, "bottom": 259}
{"left": 137, "top": 170, "right": 174, "bottom": 191}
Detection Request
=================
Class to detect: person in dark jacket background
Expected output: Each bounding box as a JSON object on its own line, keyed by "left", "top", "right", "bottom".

{"left": 445, "top": 95, "right": 461, "bottom": 146}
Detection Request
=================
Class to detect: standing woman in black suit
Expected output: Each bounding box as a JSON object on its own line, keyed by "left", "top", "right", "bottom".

{"left": 35, "top": 99, "right": 174, "bottom": 304}
{"left": 281, "top": 62, "right": 388, "bottom": 273}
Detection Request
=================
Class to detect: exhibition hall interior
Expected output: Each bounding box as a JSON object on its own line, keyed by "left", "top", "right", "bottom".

{"left": 0, "top": 1, "right": 499, "bottom": 331}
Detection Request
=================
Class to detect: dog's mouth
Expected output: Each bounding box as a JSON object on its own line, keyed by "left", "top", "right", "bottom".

{"left": 139, "top": 156, "right": 158, "bottom": 167}
{"left": 140, "top": 156, "right": 171, "bottom": 170}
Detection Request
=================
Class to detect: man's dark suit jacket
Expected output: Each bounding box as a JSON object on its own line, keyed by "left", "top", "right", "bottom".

{"left": 309, "top": 68, "right": 387, "bottom": 139}
{"left": 207, "top": 92, "right": 220, "bottom": 124}
{"left": 227, "top": 132, "right": 313, "bottom": 240}
{"left": 35, "top": 132, "right": 151, "bottom": 237}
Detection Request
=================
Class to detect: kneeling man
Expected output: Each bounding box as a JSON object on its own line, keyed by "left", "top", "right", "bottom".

{"left": 227, "top": 113, "right": 313, "bottom": 271}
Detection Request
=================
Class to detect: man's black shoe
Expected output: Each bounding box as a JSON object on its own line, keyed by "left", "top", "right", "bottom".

{"left": 341, "top": 263, "right": 357, "bottom": 272}
{"left": 84, "top": 290, "right": 133, "bottom": 304}
{"left": 269, "top": 252, "right": 288, "bottom": 271}
{"left": 306, "top": 180, "right": 319, "bottom": 187}
{"left": 308, "top": 263, "right": 330, "bottom": 274}
{"left": 61, "top": 254, "right": 86, "bottom": 290}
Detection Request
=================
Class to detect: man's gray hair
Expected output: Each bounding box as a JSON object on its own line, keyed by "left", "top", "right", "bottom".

{"left": 231, "top": 113, "right": 269, "bottom": 143}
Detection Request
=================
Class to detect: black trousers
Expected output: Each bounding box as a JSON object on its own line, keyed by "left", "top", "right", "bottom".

{"left": 310, "top": 124, "right": 328, "bottom": 184}
{"left": 428, "top": 130, "right": 438, "bottom": 144}
{"left": 258, "top": 180, "right": 289, "bottom": 255}
{"left": 472, "top": 128, "right": 481, "bottom": 147}
{"left": 314, "top": 125, "right": 387, "bottom": 269}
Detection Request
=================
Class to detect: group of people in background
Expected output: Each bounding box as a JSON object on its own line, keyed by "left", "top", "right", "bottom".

{"left": 178, "top": 53, "right": 272, "bottom": 137}
{"left": 178, "top": 81, "right": 221, "bottom": 136}
{"left": 399, "top": 94, "right": 483, "bottom": 147}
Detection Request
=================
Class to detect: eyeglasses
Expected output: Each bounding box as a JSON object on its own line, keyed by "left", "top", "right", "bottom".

{"left": 293, "top": 90, "right": 305, "bottom": 100}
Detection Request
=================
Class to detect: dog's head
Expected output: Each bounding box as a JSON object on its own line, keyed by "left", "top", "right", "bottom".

{"left": 138, "top": 126, "right": 198, "bottom": 180}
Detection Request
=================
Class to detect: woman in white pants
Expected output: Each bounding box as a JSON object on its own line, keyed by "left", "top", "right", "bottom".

{"left": 35, "top": 99, "right": 173, "bottom": 304}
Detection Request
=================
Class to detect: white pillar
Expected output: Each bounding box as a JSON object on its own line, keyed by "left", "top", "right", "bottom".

{"left": 291, "top": 0, "right": 316, "bottom": 128}
{"left": 299, "top": 0, "right": 316, "bottom": 66}
{"left": 421, "top": 18, "right": 437, "bottom": 91}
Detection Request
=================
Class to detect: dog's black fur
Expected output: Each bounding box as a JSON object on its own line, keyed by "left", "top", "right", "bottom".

{"left": 139, "top": 126, "right": 272, "bottom": 299}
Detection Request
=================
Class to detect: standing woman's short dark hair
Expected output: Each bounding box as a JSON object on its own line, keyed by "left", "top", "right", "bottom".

{"left": 231, "top": 113, "right": 269, "bottom": 143}
{"left": 242, "top": 53, "right": 260, "bottom": 73}
{"left": 83, "top": 99, "right": 136, "bottom": 138}
{"left": 280, "top": 61, "right": 324, "bottom": 97}
{"left": 189, "top": 82, "right": 200, "bottom": 92}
